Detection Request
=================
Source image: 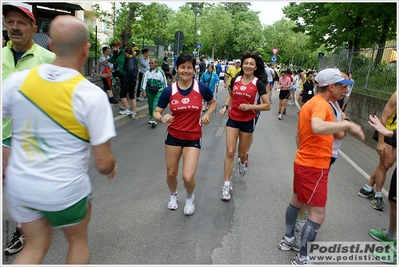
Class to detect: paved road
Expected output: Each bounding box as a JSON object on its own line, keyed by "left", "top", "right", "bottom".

{"left": 2, "top": 84, "right": 393, "bottom": 265}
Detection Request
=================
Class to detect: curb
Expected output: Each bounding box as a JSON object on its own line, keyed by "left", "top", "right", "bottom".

{"left": 114, "top": 104, "right": 148, "bottom": 128}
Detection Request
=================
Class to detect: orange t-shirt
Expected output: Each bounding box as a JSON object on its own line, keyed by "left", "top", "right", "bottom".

{"left": 295, "top": 95, "right": 334, "bottom": 169}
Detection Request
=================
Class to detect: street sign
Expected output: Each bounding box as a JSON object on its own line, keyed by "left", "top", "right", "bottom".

{"left": 196, "top": 43, "right": 202, "bottom": 49}
{"left": 271, "top": 55, "right": 277, "bottom": 62}
{"left": 174, "top": 31, "right": 184, "bottom": 40}
{"left": 272, "top": 47, "right": 280, "bottom": 55}
{"left": 318, "top": 52, "right": 325, "bottom": 58}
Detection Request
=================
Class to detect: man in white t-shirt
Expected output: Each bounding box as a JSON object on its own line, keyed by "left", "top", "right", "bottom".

{"left": 2, "top": 15, "right": 117, "bottom": 264}
{"left": 265, "top": 63, "right": 274, "bottom": 102}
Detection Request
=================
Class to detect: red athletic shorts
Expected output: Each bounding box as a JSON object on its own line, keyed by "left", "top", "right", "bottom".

{"left": 293, "top": 162, "right": 329, "bottom": 207}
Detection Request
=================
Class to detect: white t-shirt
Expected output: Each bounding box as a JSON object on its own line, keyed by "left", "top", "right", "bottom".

{"left": 265, "top": 66, "right": 273, "bottom": 82}
{"left": 329, "top": 101, "right": 343, "bottom": 159}
{"left": 99, "top": 54, "right": 113, "bottom": 74}
{"left": 292, "top": 74, "right": 299, "bottom": 89}
{"left": 2, "top": 64, "right": 116, "bottom": 211}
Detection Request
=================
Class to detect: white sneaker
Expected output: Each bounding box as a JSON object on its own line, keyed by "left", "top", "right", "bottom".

{"left": 131, "top": 111, "right": 137, "bottom": 118}
{"left": 148, "top": 120, "right": 153, "bottom": 124}
{"left": 238, "top": 158, "right": 247, "bottom": 177}
{"left": 278, "top": 114, "right": 283, "bottom": 120}
{"left": 119, "top": 109, "right": 132, "bottom": 115}
{"left": 151, "top": 121, "right": 157, "bottom": 127}
{"left": 167, "top": 193, "right": 178, "bottom": 210}
{"left": 221, "top": 182, "right": 233, "bottom": 201}
{"left": 183, "top": 194, "right": 195, "bottom": 215}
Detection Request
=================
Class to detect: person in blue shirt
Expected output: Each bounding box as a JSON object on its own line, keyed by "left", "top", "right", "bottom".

{"left": 200, "top": 64, "right": 220, "bottom": 112}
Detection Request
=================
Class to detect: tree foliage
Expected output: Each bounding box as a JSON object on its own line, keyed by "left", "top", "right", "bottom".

{"left": 283, "top": 2, "right": 397, "bottom": 54}
{"left": 90, "top": 2, "right": 396, "bottom": 66}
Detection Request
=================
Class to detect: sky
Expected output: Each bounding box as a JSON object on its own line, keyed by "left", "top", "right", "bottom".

{"left": 5, "top": 1, "right": 289, "bottom": 26}
{"left": 153, "top": 1, "right": 290, "bottom": 25}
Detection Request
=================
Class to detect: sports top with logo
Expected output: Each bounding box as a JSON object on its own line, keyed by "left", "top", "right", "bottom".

{"left": 228, "top": 76, "right": 264, "bottom": 122}
{"left": 157, "top": 80, "right": 214, "bottom": 140}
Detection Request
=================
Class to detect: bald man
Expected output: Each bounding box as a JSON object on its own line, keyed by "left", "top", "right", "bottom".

{"left": 2, "top": 15, "right": 117, "bottom": 264}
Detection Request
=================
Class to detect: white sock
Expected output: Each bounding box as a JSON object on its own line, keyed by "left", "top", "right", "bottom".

{"left": 224, "top": 181, "right": 231, "bottom": 187}
{"left": 374, "top": 191, "right": 382, "bottom": 198}
{"left": 364, "top": 184, "right": 373, "bottom": 191}
{"left": 284, "top": 236, "right": 295, "bottom": 242}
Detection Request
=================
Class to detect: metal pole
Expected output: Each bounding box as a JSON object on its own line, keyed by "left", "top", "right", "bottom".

{"left": 348, "top": 46, "right": 354, "bottom": 73}
{"left": 95, "top": 25, "right": 98, "bottom": 65}
{"left": 365, "top": 42, "right": 376, "bottom": 91}
{"left": 192, "top": 7, "right": 197, "bottom": 53}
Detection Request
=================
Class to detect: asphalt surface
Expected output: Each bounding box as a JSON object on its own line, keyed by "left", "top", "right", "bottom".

{"left": 2, "top": 83, "right": 394, "bottom": 265}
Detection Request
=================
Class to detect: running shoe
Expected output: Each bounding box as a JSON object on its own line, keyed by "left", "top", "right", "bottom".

{"left": 291, "top": 253, "right": 315, "bottom": 265}
{"left": 369, "top": 228, "right": 397, "bottom": 246}
{"left": 221, "top": 182, "right": 233, "bottom": 201}
{"left": 278, "top": 236, "right": 300, "bottom": 251}
{"left": 238, "top": 158, "right": 247, "bottom": 177}
{"left": 373, "top": 246, "right": 396, "bottom": 264}
{"left": 278, "top": 114, "right": 283, "bottom": 120}
{"left": 371, "top": 196, "right": 384, "bottom": 211}
{"left": 4, "top": 228, "right": 24, "bottom": 255}
{"left": 167, "top": 193, "right": 178, "bottom": 210}
{"left": 183, "top": 194, "right": 195, "bottom": 215}
{"left": 358, "top": 187, "right": 374, "bottom": 198}
{"left": 131, "top": 111, "right": 138, "bottom": 119}
{"left": 119, "top": 109, "right": 132, "bottom": 115}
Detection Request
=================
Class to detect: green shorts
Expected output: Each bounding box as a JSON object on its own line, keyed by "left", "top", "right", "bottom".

{"left": 12, "top": 194, "right": 93, "bottom": 228}
{"left": 2, "top": 137, "right": 11, "bottom": 147}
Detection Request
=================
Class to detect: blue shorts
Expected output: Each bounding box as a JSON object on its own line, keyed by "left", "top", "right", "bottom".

{"left": 165, "top": 132, "right": 201, "bottom": 149}
{"left": 226, "top": 117, "right": 256, "bottom": 133}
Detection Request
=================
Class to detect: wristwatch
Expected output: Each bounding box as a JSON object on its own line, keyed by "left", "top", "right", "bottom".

{"left": 159, "top": 115, "right": 164, "bottom": 121}
{"left": 223, "top": 104, "right": 229, "bottom": 109}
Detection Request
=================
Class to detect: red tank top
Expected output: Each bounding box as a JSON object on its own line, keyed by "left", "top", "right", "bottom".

{"left": 229, "top": 76, "right": 259, "bottom": 122}
{"left": 168, "top": 80, "right": 203, "bottom": 140}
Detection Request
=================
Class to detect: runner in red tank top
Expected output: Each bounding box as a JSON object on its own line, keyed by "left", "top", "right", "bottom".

{"left": 153, "top": 54, "right": 216, "bottom": 216}
{"left": 219, "top": 52, "right": 271, "bottom": 201}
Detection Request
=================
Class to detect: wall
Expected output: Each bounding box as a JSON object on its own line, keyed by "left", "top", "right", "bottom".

{"left": 344, "top": 91, "right": 391, "bottom": 148}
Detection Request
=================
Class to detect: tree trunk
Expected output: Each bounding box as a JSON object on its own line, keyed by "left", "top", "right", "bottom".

{"left": 375, "top": 14, "right": 392, "bottom": 65}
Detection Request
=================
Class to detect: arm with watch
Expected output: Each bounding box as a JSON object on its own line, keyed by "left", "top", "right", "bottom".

{"left": 153, "top": 107, "right": 174, "bottom": 124}
{"left": 219, "top": 91, "right": 232, "bottom": 116}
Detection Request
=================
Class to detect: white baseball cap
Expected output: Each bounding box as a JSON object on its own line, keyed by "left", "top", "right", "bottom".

{"left": 315, "top": 68, "right": 355, "bottom": 87}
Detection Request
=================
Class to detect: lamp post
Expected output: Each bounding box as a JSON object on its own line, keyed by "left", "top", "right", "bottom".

{"left": 192, "top": 5, "right": 198, "bottom": 54}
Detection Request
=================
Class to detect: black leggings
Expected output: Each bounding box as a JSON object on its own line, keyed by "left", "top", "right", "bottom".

{"left": 137, "top": 72, "right": 144, "bottom": 98}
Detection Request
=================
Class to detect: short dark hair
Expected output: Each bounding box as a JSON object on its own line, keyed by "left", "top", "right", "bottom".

{"left": 141, "top": 48, "right": 149, "bottom": 54}
{"left": 102, "top": 46, "right": 110, "bottom": 52}
{"left": 176, "top": 54, "right": 196, "bottom": 69}
{"left": 125, "top": 46, "right": 133, "bottom": 55}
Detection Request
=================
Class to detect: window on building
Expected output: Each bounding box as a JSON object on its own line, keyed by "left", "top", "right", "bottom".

{"left": 91, "top": 19, "right": 96, "bottom": 28}
{"left": 104, "top": 22, "right": 108, "bottom": 34}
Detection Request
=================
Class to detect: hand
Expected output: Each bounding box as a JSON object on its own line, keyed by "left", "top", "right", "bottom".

{"left": 201, "top": 114, "right": 211, "bottom": 125}
{"left": 347, "top": 122, "right": 365, "bottom": 142}
{"left": 143, "top": 92, "right": 147, "bottom": 98}
{"left": 376, "top": 141, "right": 388, "bottom": 155}
{"left": 161, "top": 113, "right": 174, "bottom": 124}
{"left": 368, "top": 114, "right": 392, "bottom": 137}
{"left": 107, "top": 164, "right": 117, "bottom": 179}
{"left": 219, "top": 106, "right": 227, "bottom": 116}
{"left": 239, "top": 103, "right": 251, "bottom": 111}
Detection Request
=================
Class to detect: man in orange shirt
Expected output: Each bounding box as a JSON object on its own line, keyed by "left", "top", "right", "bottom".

{"left": 277, "top": 68, "right": 365, "bottom": 264}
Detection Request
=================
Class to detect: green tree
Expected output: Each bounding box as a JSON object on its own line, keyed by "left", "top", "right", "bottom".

{"left": 283, "top": 2, "right": 396, "bottom": 64}
{"left": 88, "top": 25, "right": 102, "bottom": 58}
{"left": 221, "top": 2, "right": 251, "bottom": 15}
{"left": 197, "top": 5, "right": 232, "bottom": 59}
{"left": 231, "top": 11, "right": 264, "bottom": 54}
